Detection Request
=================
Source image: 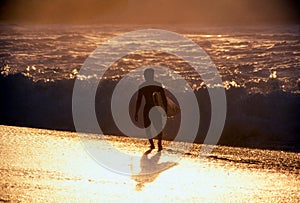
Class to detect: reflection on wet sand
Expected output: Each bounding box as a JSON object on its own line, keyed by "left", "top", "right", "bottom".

{"left": 131, "top": 149, "right": 178, "bottom": 191}
{"left": 0, "top": 125, "right": 299, "bottom": 202}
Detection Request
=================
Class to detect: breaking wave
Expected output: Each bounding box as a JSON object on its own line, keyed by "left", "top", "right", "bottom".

{"left": 0, "top": 73, "right": 299, "bottom": 152}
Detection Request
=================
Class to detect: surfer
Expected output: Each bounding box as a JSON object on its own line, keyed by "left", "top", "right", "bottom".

{"left": 134, "top": 68, "right": 168, "bottom": 151}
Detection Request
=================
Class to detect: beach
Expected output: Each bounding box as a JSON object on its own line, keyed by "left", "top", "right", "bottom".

{"left": 0, "top": 1, "right": 299, "bottom": 202}
{"left": 0, "top": 125, "right": 299, "bottom": 202}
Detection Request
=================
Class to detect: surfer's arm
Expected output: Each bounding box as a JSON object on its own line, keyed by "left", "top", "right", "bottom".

{"left": 135, "top": 88, "right": 143, "bottom": 121}
{"left": 161, "top": 88, "right": 168, "bottom": 114}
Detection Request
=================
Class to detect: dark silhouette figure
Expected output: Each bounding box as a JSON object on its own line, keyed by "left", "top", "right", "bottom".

{"left": 131, "top": 149, "right": 178, "bottom": 191}
{"left": 135, "top": 68, "right": 168, "bottom": 151}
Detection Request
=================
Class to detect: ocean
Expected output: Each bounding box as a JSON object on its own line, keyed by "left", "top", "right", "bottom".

{"left": 0, "top": 24, "right": 299, "bottom": 151}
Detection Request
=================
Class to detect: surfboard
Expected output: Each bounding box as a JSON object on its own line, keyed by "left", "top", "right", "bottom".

{"left": 153, "top": 92, "right": 180, "bottom": 118}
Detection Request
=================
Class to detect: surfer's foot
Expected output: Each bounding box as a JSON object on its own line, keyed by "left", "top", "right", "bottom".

{"left": 150, "top": 144, "right": 155, "bottom": 149}
{"left": 158, "top": 145, "right": 163, "bottom": 151}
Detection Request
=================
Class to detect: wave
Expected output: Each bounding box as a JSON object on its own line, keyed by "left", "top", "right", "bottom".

{"left": 0, "top": 73, "right": 299, "bottom": 152}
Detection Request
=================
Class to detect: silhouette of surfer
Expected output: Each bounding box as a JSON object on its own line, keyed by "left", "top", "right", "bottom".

{"left": 134, "top": 68, "right": 167, "bottom": 151}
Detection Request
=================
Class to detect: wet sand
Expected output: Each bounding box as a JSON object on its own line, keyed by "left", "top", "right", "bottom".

{"left": 0, "top": 125, "right": 299, "bottom": 202}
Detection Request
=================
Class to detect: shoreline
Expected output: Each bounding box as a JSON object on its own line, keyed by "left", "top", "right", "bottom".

{"left": 1, "top": 124, "right": 299, "bottom": 172}
{"left": 2, "top": 121, "right": 299, "bottom": 153}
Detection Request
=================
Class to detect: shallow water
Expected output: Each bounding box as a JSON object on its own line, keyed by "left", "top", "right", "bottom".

{"left": 0, "top": 125, "right": 299, "bottom": 202}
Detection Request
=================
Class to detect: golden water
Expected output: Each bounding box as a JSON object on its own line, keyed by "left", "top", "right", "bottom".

{"left": 0, "top": 125, "right": 299, "bottom": 202}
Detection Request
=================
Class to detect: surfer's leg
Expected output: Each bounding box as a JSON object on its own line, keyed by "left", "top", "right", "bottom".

{"left": 157, "top": 132, "right": 163, "bottom": 151}
{"left": 146, "top": 128, "right": 155, "bottom": 149}
{"left": 149, "top": 139, "right": 155, "bottom": 149}
{"left": 144, "top": 109, "right": 155, "bottom": 149}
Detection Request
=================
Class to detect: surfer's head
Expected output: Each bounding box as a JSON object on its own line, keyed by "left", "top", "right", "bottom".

{"left": 144, "top": 68, "right": 154, "bottom": 81}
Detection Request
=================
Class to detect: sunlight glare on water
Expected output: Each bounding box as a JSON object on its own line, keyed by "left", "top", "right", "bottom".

{"left": 1, "top": 24, "right": 299, "bottom": 93}
{"left": 0, "top": 126, "right": 298, "bottom": 202}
